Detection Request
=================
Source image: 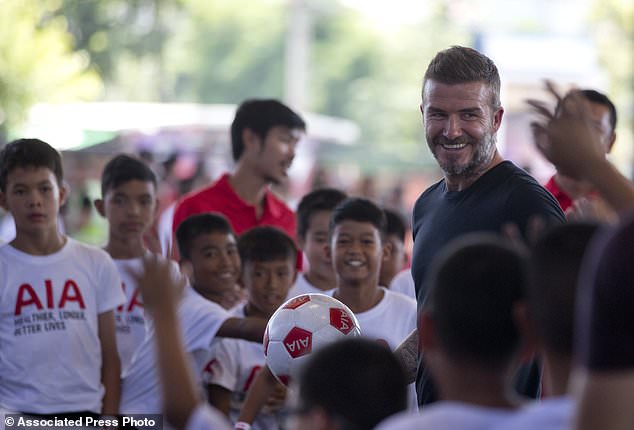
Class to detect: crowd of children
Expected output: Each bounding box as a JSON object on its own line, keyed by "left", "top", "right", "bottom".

{"left": 1, "top": 48, "right": 634, "bottom": 430}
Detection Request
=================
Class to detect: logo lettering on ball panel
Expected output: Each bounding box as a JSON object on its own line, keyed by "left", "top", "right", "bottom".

{"left": 283, "top": 327, "right": 312, "bottom": 358}
{"left": 329, "top": 308, "right": 356, "bottom": 334}
{"left": 283, "top": 295, "right": 311, "bottom": 309}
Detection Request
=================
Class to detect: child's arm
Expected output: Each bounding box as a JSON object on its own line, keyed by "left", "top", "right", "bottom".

{"left": 216, "top": 317, "right": 267, "bottom": 343}
{"left": 236, "top": 365, "right": 280, "bottom": 426}
{"left": 127, "top": 255, "right": 199, "bottom": 429}
{"left": 98, "top": 310, "right": 121, "bottom": 415}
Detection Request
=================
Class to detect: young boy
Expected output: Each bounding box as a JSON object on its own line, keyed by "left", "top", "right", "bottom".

{"left": 287, "top": 338, "right": 408, "bottom": 430}
{"left": 379, "top": 208, "right": 406, "bottom": 288}
{"left": 94, "top": 154, "right": 160, "bottom": 373}
{"left": 0, "top": 138, "right": 124, "bottom": 415}
{"left": 288, "top": 188, "right": 347, "bottom": 297}
{"left": 204, "top": 226, "right": 297, "bottom": 429}
{"left": 120, "top": 215, "right": 269, "bottom": 414}
{"left": 377, "top": 234, "right": 528, "bottom": 430}
{"left": 175, "top": 213, "right": 244, "bottom": 310}
{"left": 172, "top": 99, "right": 305, "bottom": 260}
{"left": 236, "top": 198, "right": 418, "bottom": 425}
{"left": 493, "top": 222, "right": 599, "bottom": 430}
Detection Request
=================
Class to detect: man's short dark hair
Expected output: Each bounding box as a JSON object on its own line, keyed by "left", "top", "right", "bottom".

{"left": 530, "top": 222, "right": 599, "bottom": 356}
{"left": 562, "top": 89, "right": 617, "bottom": 133}
{"left": 101, "top": 154, "right": 158, "bottom": 197}
{"left": 230, "top": 99, "right": 306, "bottom": 161}
{"left": 296, "top": 188, "right": 347, "bottom": 239}
{"left": 423, "top": 45, "right": 501, "bottom": 109}
{"left": 330, "top": 198, "right": 386, "bottom": 240}
{"left": 298, "top": 338, "right": 407, "bottom": 430}
{"left": 0, "top": 138, "right": 63, "bottom": 192}
{"left": 176, "top": 213, "right": 234, "bottom": 260}
{"left": 424, "top": 234, "right": 527, "bottom": 368}
{"left": 238, "top": 226, "right": 297, "bottom": 267}
{"left": 384, "top": 208, "right": 407, "bottom": 243}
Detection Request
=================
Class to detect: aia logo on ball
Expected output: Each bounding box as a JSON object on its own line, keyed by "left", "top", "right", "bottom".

{"left": 283, "top": 327, "right": 312, "bottom": 358}
{"left": 283, "top": 295, "right": 311, "bottom": 310}
{"left": 329, "top": 308, "right": 356, "bottom": 335}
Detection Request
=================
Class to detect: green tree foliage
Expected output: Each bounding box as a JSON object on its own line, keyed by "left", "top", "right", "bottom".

{"left": 0, "top": 0, "right": 101, "bottom": 139}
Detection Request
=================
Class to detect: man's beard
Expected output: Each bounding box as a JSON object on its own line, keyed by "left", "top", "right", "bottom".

{"left": 430, "top": 132, "right": 497, "bottom": 178}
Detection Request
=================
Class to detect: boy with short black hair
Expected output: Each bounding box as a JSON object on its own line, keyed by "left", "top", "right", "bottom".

{"left": 204, "top": 226, "right": 297, "bottom": 429}
{"left": 94, "top": 153, "right": 160, "bottom": 372}
{"left": 121, "top": 214, "right": 269, "bottom": 413}
{"left": 493, "top": 222, "right": 599, "bottom": 430}
{"left": 0, "top": 138, "right": 124, "bottom": 415}
{"left": 380, "top": 208, "right": 410, "bottom": 291}
{"left": 175, "top": 213, "right": 244, "bottom": 309}
{"left": 287, "top": 338, "right": 408, "bottom": 430}
{"left": 172, "top": 100, "right": 306, "bottom": 260}
{"left": 289, "top": 188, "right": 347, "bottom": 297}
{"left": 378, "top": 234, "right": 528, "bottom": 430}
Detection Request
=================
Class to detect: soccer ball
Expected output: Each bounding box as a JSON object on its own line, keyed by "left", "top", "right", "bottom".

{"left": 263, "top": 293, "right": 361, "bottom": 386}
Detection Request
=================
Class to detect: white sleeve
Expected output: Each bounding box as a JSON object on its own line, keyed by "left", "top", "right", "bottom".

{"left": 185, "top": 404, "right": 232, "bottom": 430}
{"left": 202, "top": 338, "right": 240, "bottom": 391}
{"left": 96, "top": 252, "right": 125, "bottom": 313}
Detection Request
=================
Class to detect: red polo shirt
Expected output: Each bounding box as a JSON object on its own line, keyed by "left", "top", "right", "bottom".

{"left": 544, "top": 176, "right": 573, "bottom": 212}
{"left": 172, "top": 173, "right": 298, "bottom": 261}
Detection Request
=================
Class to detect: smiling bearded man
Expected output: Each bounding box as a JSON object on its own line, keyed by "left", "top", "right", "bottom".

{"left": 392, "top": 46, "right": 566, "bottom": 408}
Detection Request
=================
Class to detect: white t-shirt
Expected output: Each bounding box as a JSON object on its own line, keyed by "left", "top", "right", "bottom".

{"left": 202, "top": 306, "right": 283, "bottom": 430}
{"left": 490, "top": 396, "right": 573, "bottom": 430}
{"left": 331, "top": 287, "right": 418, "bottom": 410}
{"left": 287, "top": 273, "right": 334, "bottom": 299}
{"left": 185, "top": 404, "right": 232, "bottom": 430}
{"left": 389, "top": 269, "right": 416, "bottom": 300}
{"left": 113, "top": 257, "right": 149, "bottom": 373}
{"left": 0, "top": 239, "right": 124, "bottom": 413}
{"left": 376, "top": 401, "right": 518, "bottom": 430}
{"left": 120, "top": 286, "right": 232, "bottom": 413}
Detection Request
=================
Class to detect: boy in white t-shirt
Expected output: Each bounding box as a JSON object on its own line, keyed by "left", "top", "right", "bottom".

{"left": 120, "top": 214, "right": 269, "bottom": 414}
{"left": 379, "top": 208, "right": 407, "bottom": 288}
{"left": 287, "top": 188, "right": 346, "bottom": 298}
{"left": 174, "top": 213, "right": 243, "bottom": 310}
{"left": 94, "top": 154, "right": 160, "bottom": 373}
{"left": 0, "top": 138, "right": 124, "bottom": 415}
{"left": 205, "top": 226, "right": 297, "bottom": 429}
{"left": 237, "top": 198, "right": 418, "bottom": 427}
{"left": 377, "top": 234, "right": 530, "bottom": 430}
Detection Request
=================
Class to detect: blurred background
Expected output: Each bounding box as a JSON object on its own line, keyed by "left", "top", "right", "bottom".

{"left": 0, "top": 0, "right": 632, "bottom": 248}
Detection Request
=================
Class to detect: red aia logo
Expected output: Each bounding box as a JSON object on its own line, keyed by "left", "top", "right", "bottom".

{"left": 283, "top": 327, "right": 312, "bottom": 358}
{"left": 14, "top": 280, "right": 86, "bottom": 316}
{"left": 329, "top": 308, "right": 355, "bottom": 335}
{"left": 283, "top": 295, "right": 311, "bottom": 310}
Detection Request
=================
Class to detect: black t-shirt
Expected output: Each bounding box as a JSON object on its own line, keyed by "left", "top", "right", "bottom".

{"left": 411, "top": 161, "right": 565, "bottom": 405}
{"left": 577, "top": 213, "right": 634, "bottom": 370}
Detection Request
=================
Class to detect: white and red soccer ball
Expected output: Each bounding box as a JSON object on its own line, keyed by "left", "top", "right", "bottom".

{"left": 263, "top": 293, "right": 361, "bottom": 386}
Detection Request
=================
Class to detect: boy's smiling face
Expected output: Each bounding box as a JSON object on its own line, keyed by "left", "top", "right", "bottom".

{"left": 96, "top": 179, "right": 157, "bottom": 242}
{"left": 188, "top": 231, "right": 241, "bottom": 297}
{"left": 329, "top": 220, "right": 386, "bottom": 287}
{"left": 0, "top": 166, "right": 66, "bottom": 236}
